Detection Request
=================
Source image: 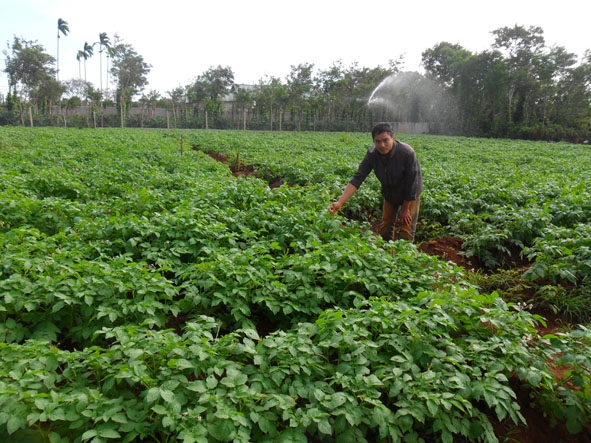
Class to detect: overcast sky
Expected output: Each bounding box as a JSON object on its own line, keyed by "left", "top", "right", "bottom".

{"left": 1, "top": 0, "right": 589, "bottom": 97}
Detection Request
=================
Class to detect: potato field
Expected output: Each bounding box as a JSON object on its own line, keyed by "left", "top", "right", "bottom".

{"left": 0, "top": 127, "right": 589, "bottom": 442}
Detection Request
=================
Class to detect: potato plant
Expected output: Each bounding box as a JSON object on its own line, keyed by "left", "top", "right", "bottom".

{"left": 0, "top": 127, "right": 589, "bottom": 442}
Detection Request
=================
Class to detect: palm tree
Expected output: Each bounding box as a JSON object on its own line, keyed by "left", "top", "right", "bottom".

{"left": 79, "top": 42, "right": 94, "bottom": 83}
{"left": 84, "top": 41, "right": 95, "bottom": 59}
{"left": 105, "top": 46, "right": 114, "bottom": 95}
{"left": 76, "top": 50, "right": 84, "bottom": 79}
{"left": 56, "top": 18, "right": 70, "bottom": 81}
{"left": 76, "top": 49, "right": 88, "bottom": 80}
{"left": 96, "top": 33, "right": 111, "bottom": 93}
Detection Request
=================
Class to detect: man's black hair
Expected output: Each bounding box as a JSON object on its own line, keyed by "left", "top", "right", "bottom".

{"left": 371, "top": 122, "right": 394, "bottom": 140}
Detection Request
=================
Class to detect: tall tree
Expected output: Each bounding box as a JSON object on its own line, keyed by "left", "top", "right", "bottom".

{"left": 253, "top": 76, "right": 288, "bottom": 130}
{"left": 76, "top": 50, "right": 85, "bottom": 79}
{"left": 3, "top": 36, "right": 56, "bottom": 122}
{"left": 315, "top": 60, "right": 345, "bottom": 123}
{"left": 64, "top": 78, "right": 91, "bottom": 102}
{"left": 96, "top": 33, "right": 111, "bottom": 93}
{"left": 422, "top": 42, "right": 472, "bottom": 88}
{"left": 533, "top": 45, "right": 577, "bottom": 126}
{"left": 542, "top": 50, "right": 590, "bottom": 131}
{"left": 186, "top": 77, "right": 208, "bottom": 120}
{"left": 203, "top": 65, "right": 234, "bottom": 113}
{"left": 454, "top": 50, "right": 508, "bottom": 135}
{"left": 492, "top": 25, "right": 546, "bottom": 129}
{"left": 333, "top": 62, "right": 392, "bottom": 129}
{"left": 166, "top": 86, "right": 185, "bottom": 127}
{"left": 56, "top": 18, "right": 69, "bottom": 81}
{"left": 423, "top": 42, "right": 502, "bottom": 133}
{"left": 234, "top": 86, "right": 255, "bottom": 129}
{"left": 36, "top": 75, "right": 66, "bottom": 116}
{"left": 144, "top": 89, "right": 161, "bottom": 118}
{"left": 105, "top": 44, "right": 115, "bottom": 96}
{"left": 81, "top": 42, "right": 94, "bottom": 83}
{"left": 286, "top": 63, "right": 314, "bottom": 130}
{"left": 109, "top": 35, "right": 151, "bottom": 127}
{"left": 187, "top": 65, "right": 234, "bottom": 128}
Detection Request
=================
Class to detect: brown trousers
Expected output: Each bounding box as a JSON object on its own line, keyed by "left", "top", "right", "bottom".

{"left": 378, "top": 197, "right": 421, "bottom": 242}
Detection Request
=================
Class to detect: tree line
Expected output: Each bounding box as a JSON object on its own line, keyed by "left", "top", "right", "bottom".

{"left": 2, "top": 21, "right": 590, "bottom": 141}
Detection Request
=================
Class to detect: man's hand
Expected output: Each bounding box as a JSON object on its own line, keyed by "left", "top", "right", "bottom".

{"left": 329, "top": 201, "right": 342, "bottom": 215}
{"left": 329, "top": 184, "right": 357, "bottom": 216}
{"left": 398, "top": 205, "right": 412, "bottom": 225}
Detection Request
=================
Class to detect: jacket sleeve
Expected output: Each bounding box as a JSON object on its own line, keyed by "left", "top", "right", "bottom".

{"left": 349, "top": 149, "right": 374, "bottom": 189}
{"left": 401, "top": 151, "right": 423, "bottom": 201}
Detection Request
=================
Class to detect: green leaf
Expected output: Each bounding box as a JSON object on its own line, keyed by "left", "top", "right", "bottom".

{"left": 206, "top": 374, "right": 218, "bottom": 389}
{"left": 221, "top": 368, "right": 247, "bottom": 388}
{"left": 110, "top": 412, "right": 128, "bottom": 424}
{"left": 173, "top": 358, "right": 195, "bottom": 370}
{"left": 526, "top": 370, "right": 542, "bottom": 386}
{"left": 146, "top": 387, "right": 160, "bottom": 403}
{"left": 97, "top": 424, "right": 122, "bottom": 439}
{"left": 162, "top": 416, "right": 175, "bottom": 428}
{"left": 81, "top": 430, "right": 98, "bottom": 441}
{"left": 565, "top": 405, "right": 584, "bottom": 434}
{"left": 208, "top": 418, "right": 235, "bottom": 442}
{"left": 160, "top": 389, "right": 175, "bottom": 403}
{"left": 243, "top": 328, "right": 260, "bottom": 340}
{"left": 322, "top": 392, "right": 347, "bottom": 410}
{"left": 152, "top": 405, "right": 168, "bottom": 415}
{"left": 317, "top": 417, "right": 332, "bottom": 435}
{"left": 6, "top": 415, "right": 25, "bottom": 435}
{"left": 277, "top": 429, "right": 307, "bottom": 442}
{"left": 186, "top": 380, "right": 207, "bottom": 393}
{"left": 49, "top": 431, "right": 70, "bottom": 443}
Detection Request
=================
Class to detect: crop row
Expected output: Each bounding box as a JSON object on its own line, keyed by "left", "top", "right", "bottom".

{"left": 0, "top": 127, "right": 589, "bottom": 441}
{"left": 189, "top": 130, "right": 591, "bottom": 316}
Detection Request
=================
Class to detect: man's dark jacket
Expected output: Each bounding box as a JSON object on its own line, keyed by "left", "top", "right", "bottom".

{"left": 349, "top": 140, "right": 423, "bottom": 205}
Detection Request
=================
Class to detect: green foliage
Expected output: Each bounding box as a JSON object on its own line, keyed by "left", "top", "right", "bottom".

{"left": 0, "top": 127, "right": 589, "bottom": 441}
{"left": 0, "top": 291, "right": 553, "bottom": 442}
{"left": 522, "top": 224, "right": 591, "bottom": 285}
{"left": 536, "top": 286, "right": 591, "bottom": 323}
{"left": 535, "top": 326, "right": 591, "bottom": 434}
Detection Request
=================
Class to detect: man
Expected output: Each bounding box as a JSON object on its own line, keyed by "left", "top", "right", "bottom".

{"left": 329, "top": 123, "right": 423, "bottom": 242}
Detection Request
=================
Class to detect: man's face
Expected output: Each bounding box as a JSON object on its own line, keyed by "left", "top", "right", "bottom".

{"left": 373, "top": 132, "right": 395, "bottom": 155}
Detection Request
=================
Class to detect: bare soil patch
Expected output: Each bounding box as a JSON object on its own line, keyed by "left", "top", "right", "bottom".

{"left": 418, "top": 236, "right": 481, "bottom": 270}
